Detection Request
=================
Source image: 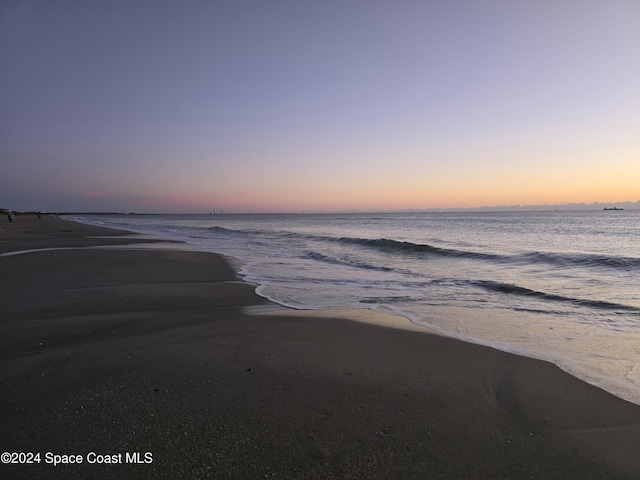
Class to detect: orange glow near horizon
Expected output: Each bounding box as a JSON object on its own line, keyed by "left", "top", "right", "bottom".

{"left": 182, "top": 147, "right": 640, "bottom": 213}
{"left": 142, "top": 179, "right": 639, "bottom": 214}
{"left": 105, "top": 143, "right": 640, "bottom": 213}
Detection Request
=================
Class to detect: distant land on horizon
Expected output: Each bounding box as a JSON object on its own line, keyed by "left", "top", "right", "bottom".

{"left": 307, "top": 200, "right": 640, "bottom": 214}
{"left": 423, "top": 200, "right": 640, "bottom": 213}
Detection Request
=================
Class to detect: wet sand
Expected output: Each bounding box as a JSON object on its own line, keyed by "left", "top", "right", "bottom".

{"left": 1, "top": 215, "right": 640, "bottom": 479}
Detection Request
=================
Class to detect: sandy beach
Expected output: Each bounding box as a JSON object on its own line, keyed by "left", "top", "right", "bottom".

{"left": 1, "top": 216, "right": 640, "bottom": 479}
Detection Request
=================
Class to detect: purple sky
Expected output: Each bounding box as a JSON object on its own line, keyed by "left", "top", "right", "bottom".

{"left": 2, "top": 1, "right": 639, "bottom": 213}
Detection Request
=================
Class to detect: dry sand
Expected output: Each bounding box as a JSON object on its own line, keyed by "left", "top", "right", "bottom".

{"left": 1, "top": 215, "right": 640, "bottom": 479}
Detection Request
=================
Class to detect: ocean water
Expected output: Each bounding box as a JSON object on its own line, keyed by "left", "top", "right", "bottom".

{"left": 69, "top": 211, "right": 640, "bottom": 405}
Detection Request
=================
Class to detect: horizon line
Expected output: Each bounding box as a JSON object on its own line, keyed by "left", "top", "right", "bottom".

{"left": 7, "top": 199, "right": 638, "bottom": 216}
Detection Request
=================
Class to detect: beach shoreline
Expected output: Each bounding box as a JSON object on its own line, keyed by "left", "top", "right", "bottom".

{"left": 2, "top": 215, "right": 640, "bottom": 479}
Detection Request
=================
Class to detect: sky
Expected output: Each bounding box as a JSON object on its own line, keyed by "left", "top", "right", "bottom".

{"left": 1, "top": 0, "right": 639, "bottom": 213}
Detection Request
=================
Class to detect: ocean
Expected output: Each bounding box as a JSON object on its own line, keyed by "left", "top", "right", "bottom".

{"left": 69, "top": 211, "right": 640, "bottom": 405}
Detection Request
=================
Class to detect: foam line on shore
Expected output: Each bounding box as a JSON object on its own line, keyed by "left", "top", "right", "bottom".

{"left": 243, "top": 304, "right": 442, "bottom": 335}
{"left": 0, "top": 242, "right": 200, "bottom": 257}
